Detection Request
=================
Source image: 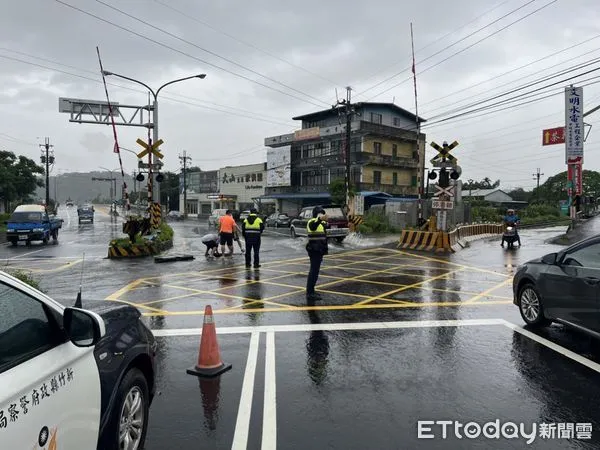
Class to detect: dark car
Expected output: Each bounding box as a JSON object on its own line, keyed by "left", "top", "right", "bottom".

{"left": 513, "top": 234, "right": 600, "bottom": 335}
{"left": 290, "top": 205, "right": 349, "bottom": 242}
{"left": 266, "top": 213, "right": 291, "bottom": 228}
{"left": 167, "top": 210, "right": 184, "bottom": 221}
{"left": 0, "top": 271, "right": 156, "bottom": 450}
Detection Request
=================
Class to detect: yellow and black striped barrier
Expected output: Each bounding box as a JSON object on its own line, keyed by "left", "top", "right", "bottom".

{"left": 150, "top": 202, "right": 162, "bottom": 228}
{"left": 398, "top": 230, "right": 440, "bottom": 251}
{"left": 108, "top": 242, "right": 157, "bottom": 259}
{"left": 348, "top": 214, "right": 364, "bottom": 226}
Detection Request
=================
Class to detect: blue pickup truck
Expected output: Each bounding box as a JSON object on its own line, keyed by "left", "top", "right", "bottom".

{"left": 6, "top": 204, "right": 64, "bottom": 246}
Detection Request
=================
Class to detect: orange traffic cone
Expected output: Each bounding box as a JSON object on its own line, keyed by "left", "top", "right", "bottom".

{"left": 187, "top": 305, "right": 232, "bottom": 377}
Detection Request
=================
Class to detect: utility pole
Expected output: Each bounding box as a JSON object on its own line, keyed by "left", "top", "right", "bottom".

{"left": 39, "top": 138, "right": 54, "bottom": 209}
{"left": 334, "top": 86, "right": 356, "bottom": 209}
{"left": 179, "top": 150, "right": 192, "bottom": 218}
{"left": 532, "top": 168, "right": 544, "bottom": 190}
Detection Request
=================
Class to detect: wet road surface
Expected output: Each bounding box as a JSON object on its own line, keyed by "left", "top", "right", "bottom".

{"left": 5, "top": 208, "right": 600, "bottom": 449}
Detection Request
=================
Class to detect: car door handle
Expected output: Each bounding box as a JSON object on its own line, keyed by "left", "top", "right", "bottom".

{"left": 583, "top": 277, "right": 600, "bottom": 285}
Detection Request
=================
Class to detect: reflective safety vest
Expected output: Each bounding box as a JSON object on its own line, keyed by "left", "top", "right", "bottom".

{"left": 244, "top": 215, "right": 263, "bottom": 235}
{"left": 307, "top": 218, "right": 326, "bottom": 240}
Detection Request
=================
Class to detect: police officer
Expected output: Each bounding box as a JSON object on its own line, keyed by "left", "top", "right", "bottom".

{"left": 242, "top": 208, "right": 264, "bottom": 268}
{"left": 306, "top": 206, "right": 329, "bottom": 301}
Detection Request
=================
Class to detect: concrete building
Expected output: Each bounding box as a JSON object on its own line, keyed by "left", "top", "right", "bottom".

{"left": 261, "top": 102, "right": 426, "bottom": 213}
{"left": 179, "top": 164, "right": 275, "bottom": 216}
{"left": 179, "top": 170, "right": 219, "bottom": 216}
{"left": 218, "top": 163, "right": 275, "bottom": 213}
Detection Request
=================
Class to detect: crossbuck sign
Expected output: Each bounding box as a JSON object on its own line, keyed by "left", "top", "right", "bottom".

{"left": 434, "top": 185, "right": 455, "bottom": 198}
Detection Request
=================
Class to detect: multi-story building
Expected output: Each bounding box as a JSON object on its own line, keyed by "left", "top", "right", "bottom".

{"left": 179, "top": 170, "right": 219, "bottom": 216}
{"left": 218, "top": 163, "right": 275, "bottom": 213}
{"left": 262, "top": 102, "right": 426, "bottom": 213}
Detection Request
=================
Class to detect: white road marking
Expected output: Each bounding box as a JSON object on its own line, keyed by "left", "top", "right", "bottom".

{"left": 151, "top": 319, "right": 506, "bottom": 337}
{"left": 262, "top": 331, "right": 277, "bottom": 450}
{"left": 231, "top": 332, "right": 260, "bottom": 450}
{"left": 11, "top": 248, "right": 49, "bottom": 259}
{"left": 502, "top": 320, "right": 600, "bottom": 374}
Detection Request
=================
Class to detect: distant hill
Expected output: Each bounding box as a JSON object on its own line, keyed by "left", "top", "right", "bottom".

{"left": 35, "top": 171, "right": 137, "bottom": 205}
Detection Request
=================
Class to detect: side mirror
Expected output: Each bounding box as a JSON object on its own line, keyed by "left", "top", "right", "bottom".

{"left": 63, "top": 307, "right": 106, "bottom": 347}
{"left": 541, "top": 253, "right": 558, "bottom": 265}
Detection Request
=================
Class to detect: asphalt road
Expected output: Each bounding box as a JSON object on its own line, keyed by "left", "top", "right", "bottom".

{"left": 5, "top": 206, "right": 600, "bottom": 449}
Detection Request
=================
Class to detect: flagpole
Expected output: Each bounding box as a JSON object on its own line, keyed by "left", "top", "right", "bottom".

{"left": 411, "top": 23, "right": 424, "bottom": 225}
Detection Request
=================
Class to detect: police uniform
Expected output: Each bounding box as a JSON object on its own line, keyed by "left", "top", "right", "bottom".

{"left": 242, "top": 212, "right": 264, "bottom": 268}
{"left": 306, "top": 209, "right": 328, "bottom": 300}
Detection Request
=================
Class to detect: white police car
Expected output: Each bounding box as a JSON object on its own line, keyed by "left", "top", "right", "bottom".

{"left": 0, "top": 271, "right": 156, "bottom": 449}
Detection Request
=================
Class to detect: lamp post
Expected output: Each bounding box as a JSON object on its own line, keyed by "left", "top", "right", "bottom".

{"left": 99, "top": 166, "right": 119, "bottom": 212}
{"left": 102, "top": 71, "right": 206, "bottom": 204}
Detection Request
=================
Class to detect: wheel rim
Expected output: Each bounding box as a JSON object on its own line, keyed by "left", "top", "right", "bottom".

{"left": 520, "top": 287, "right": 540, "bottom": 322}
{"left": 119, "top": 386, "right": 144, "bottom": 450}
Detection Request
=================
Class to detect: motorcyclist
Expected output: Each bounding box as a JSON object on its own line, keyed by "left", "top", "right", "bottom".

{"left": 501, "top": 208, "right": 521, "bottom": 247}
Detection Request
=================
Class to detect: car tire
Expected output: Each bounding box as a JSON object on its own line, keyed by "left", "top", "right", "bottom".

{"left": 10, "top": 240, "right": 17, "bottom": 247}
{"left": 290, "top": 227, "right": 297, "bottom": 239}
{"left": 275, "top": 222, "right": 279, "bottom": 228}
{"left": 335, "top": 237, "right": 345, "bottom": 243}
{"left": 101, "top": 368, "right": 150, "bottom": 450}
{"left": 42, "top": 236, "right": 48, "bottom": 245}
{"left": 518, "top": 283, "right": 551, "bottom": 327}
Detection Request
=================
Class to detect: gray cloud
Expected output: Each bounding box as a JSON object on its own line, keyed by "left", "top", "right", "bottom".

{"left": 0, "top": 0, "right": 599, "bottom": 190}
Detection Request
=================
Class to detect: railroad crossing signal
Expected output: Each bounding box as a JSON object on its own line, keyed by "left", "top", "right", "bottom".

{"left": 430, "top": 140, "right": 458, "bottom": 164}
{"left": 136, "top": 138, "right": 164, "bottom": 159}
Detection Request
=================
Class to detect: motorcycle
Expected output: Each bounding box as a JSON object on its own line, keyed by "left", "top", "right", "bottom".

{"left": 502, "top": 221, "right": 520, "bottom": 248}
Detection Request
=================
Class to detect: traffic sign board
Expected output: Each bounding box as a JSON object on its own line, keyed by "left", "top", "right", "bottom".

{"left": 430, "top": 140, "right": 458, "bottom": 164}
{"left": 432, "top": 200, "right": 454, "bottom": 210}
{"left": 138, "top": 161, "right": 164, "bottom": 170}
{"left": 542, "top": 126, "right": 565, "bottom": 146}
{"left": 136, "top": 138, "right": 164, "bottom": 159}
{"left": 434, "top": 185, "right": 455, "bottom": 198}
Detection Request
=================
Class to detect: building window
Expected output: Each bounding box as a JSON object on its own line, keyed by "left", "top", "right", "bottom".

{"left": 393, "top": 117, "right": 401, "bottom": 127}
{"left": 393, "top": 172, "right": 398, "bottom": 185}
{"left": 411, "top": 175, "right": 418, "bottom": 187}
{"left": 370, "top": 112, "right": 383, "bottom": 124}
{"left": 392, "top": 144, "right": 398, "bottom": 158}
{"left": 257, "top": 173, "right": 263, "bottom": 182}
{"left": 373, "top": 142, "right": 382, "bottom": 155}
{"left": 373, "top": 170, "right": 382, "bottom": 184}
{"left": 301, "top": 168, "right": 328, "bottom": 186}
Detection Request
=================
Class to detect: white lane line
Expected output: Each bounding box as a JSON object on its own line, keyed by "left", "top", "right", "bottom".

{"left": 151, "top": 318, "right": 506, "bottom": 337}
{"left": 262, "top": 331, "right": 277, "bottom": 450}
{"left": 231, "top": 332, "right": 260, "bottom": 450}
{"left": 11, "top": 248, "right": 49, "bottom": 259}
{"left": 502, "top": 320, "right": 600, "bottom": 374}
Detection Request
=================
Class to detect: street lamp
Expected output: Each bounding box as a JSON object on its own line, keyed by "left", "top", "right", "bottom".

{"left": 102, "top": 71, "right": 207, "bottom": 204}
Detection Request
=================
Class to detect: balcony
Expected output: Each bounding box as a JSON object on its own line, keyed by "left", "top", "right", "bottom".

{"left": 357, "top": 121, "right": 425, "bottom": 141}
{"left": 294, "top": 154, "right": 345, "bottom": 169}
{"left": 356, "top": 152, "right": 419, "bottom": 168}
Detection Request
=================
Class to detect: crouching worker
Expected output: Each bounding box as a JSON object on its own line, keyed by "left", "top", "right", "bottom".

{"left": 201, "top": 233, "right": 222, "bottom": 257}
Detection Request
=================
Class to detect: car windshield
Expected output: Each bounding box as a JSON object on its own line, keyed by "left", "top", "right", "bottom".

{"left": 9, "top": 212, "right": 42, "bottom": 222}
{"left": 278, "top": 214, "right": 288, "bottom": 219}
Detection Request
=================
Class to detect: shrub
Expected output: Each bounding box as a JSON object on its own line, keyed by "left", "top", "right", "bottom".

{"left": 157, "top": 222, "right": 174, "bottom": 242}
{"left": 360, "top": 210, "right": 395, "bottom": 234}
{"left": 6, "top": 269, "right": 42, "bottom": 291}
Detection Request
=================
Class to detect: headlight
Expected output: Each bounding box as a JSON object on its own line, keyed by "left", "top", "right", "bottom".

{"left": 33, "top": 228, "right": 44, "bottom": 232}
{"left": 506, "top": 227, "right": 513, "bottom": 231}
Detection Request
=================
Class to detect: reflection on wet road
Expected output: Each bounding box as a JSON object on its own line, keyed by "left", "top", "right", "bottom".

{"left": 5, "top": 210, "right": 600, "bottom": 449}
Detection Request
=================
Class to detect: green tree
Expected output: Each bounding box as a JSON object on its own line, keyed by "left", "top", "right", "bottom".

{"left": 0, "top": 151, "right": 44, "bottom": 211}
{"left": 328, "top": 178, "right": 355, "bottom": 205}
{"left": 463, "top": 177, "right": 500, "bottom": 190}
{"left": 159, "top": 171, "right": 181, "bottom": 211}
{"left": 533, "top": 169, "right": 600, "bottom": 203}
{"left": 507, "top": 187, "right": 532, "bottom": 202}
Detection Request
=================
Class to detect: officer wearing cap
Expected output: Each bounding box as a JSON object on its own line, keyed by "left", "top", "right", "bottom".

{"left": 242, "top": 208, "right": 264, "bottom": 268}
{"left": 306, "top": 206, "right": 329, "bottom": 301}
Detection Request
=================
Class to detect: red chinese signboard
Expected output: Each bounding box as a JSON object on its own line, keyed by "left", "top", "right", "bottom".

{"left": 542, "top": 127, "right": 565, "bottom": 146}
{"left": 568, "top": 163, "right": 583, "bottom": 196}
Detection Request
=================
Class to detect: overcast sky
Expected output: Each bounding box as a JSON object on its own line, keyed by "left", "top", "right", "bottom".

{"left": 1, "top": 0, "right": 599, "bottom": 190}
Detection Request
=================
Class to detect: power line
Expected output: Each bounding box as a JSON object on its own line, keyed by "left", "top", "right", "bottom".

{"left": 0, "top": 52, "right": 295, "bottom": 127}
{"left": 364, "top": 0, "right": 560, "bottom": 102}
{"left": 359, "top": 0, "right": 513, "bottom": 89}
{"left": 420, "top": 32, "right": 600, "bottom": 110}
{"left": 95, "top": 0, "right": 330, "bottom": 107}
{"left": 150, "top": 0, "right": 342, "bottom": 87}
{"left": 54, "top": 0, "right": 327, "bottom": 108}
{"left": 356, "top": 0, "right": 539, "bottom": 99}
